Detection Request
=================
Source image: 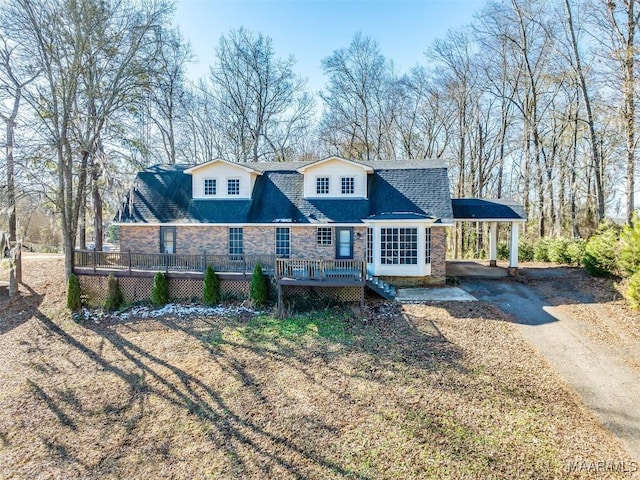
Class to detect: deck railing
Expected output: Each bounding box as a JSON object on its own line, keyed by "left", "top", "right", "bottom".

{"left": 74, "top": 250, "right": 275, "bottom": 275}
{"left": 74, "top": 251, "right": 364, "bottom": 282}
{"left": 275, "top": 258, "right": 365, "bottom": 282}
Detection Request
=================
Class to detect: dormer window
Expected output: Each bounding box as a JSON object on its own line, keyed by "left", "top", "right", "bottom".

{"left": 316, "top": 177, "right": 330, "bottom": 195}
{"left": 341, "top": 177, "right": 354, "bottom": 195}
{"left": 204, "top": 178, "right": 216, "bottom": 196}
{"left": 227, "top": 178, "right": 240, "bottom": 195}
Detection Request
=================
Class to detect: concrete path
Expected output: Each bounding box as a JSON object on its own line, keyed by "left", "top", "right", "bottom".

{"left": 462, "top": 278, "right": 640, "bottom": 461}
{"left": 395, "top": 287, "right": 476, "bottom": 303}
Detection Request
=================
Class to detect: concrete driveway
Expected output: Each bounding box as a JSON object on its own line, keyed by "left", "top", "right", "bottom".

{"left": 461, "top": 274, "right": 640, "bottom": 462}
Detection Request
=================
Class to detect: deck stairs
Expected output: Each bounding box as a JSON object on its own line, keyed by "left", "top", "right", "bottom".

{"left": 365, "top": 275, "right": 396, "bottom": 300}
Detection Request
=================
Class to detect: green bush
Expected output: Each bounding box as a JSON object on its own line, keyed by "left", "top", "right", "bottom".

{"left": 565, "top": 239, "right": 586, "bottom": 266}
{"left": 250, "top": 263, "right": 268, "bottom": 307}
{"left": 519, "top": 241, "right": 535, "bottom": 262}
{"left": 627, "top": 271, "right": 640, "bottom": 310}
{"left": 104, "top": 274, "right": 124, "bottom": 312}
{"left": 66, "top": 273, "right": 82, "bottom": 311}
{"left": 584, "top": 224, "right": 621, "bottom": 277}
{"left": 151, "top": 272, "right": 169, "bottom": 306}
{"left": 497, "top": 242, "right": 509, "bottom": 261}
{"left": 202, "top": 265, "right": 220, "bottom": 306}
{"left": 533, "top": 238, "right": 551, "bottom": 262}
{"left": 547, "top": 238, "right": 571, "bottom": 264}
{"left": 496, "top": 242, "right": 509, "bottom": 260}
{"left": 618, "top": 214, "right": 640, "bottom": 277}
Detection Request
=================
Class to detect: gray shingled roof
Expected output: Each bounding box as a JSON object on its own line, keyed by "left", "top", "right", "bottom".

{"left": 115, "top": 160, "right": 454, "bottom": 224}
{"left": 451, "top": 198, "right": 526, "bottom": 221}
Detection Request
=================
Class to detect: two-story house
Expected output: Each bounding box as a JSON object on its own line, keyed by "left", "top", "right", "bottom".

{"left": 115, "top": 156, "right": 454, "bottom": 285}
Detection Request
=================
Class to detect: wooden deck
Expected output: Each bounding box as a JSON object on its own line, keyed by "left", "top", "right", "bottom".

{"left": 73, "top": 251, "right": 367, "bottom": 311}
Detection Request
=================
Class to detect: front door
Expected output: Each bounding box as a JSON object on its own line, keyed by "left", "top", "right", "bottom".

{"left": 335, "top": 227, "right": 353, "bottom": 259}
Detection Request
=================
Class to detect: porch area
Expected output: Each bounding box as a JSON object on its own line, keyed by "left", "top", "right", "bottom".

{"left": 73, "top": 251, "right": 368, "bottom": 308}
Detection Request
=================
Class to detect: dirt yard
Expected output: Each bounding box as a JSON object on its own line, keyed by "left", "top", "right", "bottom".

{"left": 0, "top": 255, "right": 638, "bottom": 479}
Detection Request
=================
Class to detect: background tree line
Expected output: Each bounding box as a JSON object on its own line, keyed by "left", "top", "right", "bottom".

{"left": 1, "top": 0, "right": 639, "bottom": 275}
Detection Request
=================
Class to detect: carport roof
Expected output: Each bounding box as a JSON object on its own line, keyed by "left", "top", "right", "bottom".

{"left": 452, "top": 198, "right": 526, "bottom": 221}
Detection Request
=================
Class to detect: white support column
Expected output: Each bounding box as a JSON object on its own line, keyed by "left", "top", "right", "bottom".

{"left": 489, "top": 222, "right": 498, "bottom": 267}
{"left": 509, "top": 221, "right": 519, "bottom": 272}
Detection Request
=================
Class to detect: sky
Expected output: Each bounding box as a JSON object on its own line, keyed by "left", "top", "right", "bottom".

{"left": 174, "top": 0, "right": 489, "bottom": 93}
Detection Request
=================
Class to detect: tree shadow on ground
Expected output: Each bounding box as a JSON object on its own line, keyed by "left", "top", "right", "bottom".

{"left": 36, "top": 308, "right": 385, "bottom": 479}
{"left": 0, "top": 284, "right": 44, "bottom": 335}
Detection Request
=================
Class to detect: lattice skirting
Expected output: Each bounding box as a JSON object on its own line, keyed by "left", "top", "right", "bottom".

{"left": 281, "top": 285, "right": 363, "bottom": 304}
{"left": 78, "top": 275, "right": 253, "bottom": 307}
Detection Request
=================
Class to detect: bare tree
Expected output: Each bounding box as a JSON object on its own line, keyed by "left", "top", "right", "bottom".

{"left": 0, "top": 36, "right": 38, "bottom": 242}
{"left": 210, "top": 27, "right": 313, "bottom": 163}
{"left": 319, "top": 33, "right": 398, "bottom": 161}
{"left": 601, "top": 0, "right": 640, "bottom": 224}
{"left": 5, "top": 0, "right": 172, "bottom": 275}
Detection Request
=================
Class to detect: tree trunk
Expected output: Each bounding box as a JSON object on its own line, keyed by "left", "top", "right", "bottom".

{"left": 6, "top": 118, "right": 16, "bottom": 242}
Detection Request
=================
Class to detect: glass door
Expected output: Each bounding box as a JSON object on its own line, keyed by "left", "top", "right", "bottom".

{"left": 335, "top": 227, "right": 353, "bottom": 259}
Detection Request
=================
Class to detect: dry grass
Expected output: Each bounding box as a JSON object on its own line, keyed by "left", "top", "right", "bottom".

{"left": 0, "top": 255, "right": 636, "bottom": 479}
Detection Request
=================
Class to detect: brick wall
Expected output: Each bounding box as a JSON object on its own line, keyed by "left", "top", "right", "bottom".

{"left": 119, "top": 225, "right": 159, "bottom": 253}
{"left": 430, "top": 226, "right": 446, "bottom": 280}
{"left": 121, "top": 224, "right": 367, "bottom": 260}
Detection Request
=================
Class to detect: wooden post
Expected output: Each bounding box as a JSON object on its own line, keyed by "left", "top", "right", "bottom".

{"left": 128, "top": 250, "right": 132, "bottom": 274}
{"left": 203, "top": 250, "right": 207, "bottom": 272}
{"left": 92, "top": 248, "right": 97, "bottom": 272}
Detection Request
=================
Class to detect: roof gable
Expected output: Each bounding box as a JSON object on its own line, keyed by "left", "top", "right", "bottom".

{"left": 183, "top": 158, "right": 262, "bottom": 176}
{"left": 296, "top": 156, "right": 373, "bottom": 174}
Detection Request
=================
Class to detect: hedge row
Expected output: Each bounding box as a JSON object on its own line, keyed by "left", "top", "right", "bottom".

{"left": 497, "top": 237, "right": 585, "bottom": 266}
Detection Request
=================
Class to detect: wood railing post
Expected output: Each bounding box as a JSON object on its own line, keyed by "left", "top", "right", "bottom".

{"left": 203, "top": 251, "right": 207, "bottom": 272}
{"left": 92, "top": 249, "right": 96, "bottom": 272}
{"left": 128, "top": 250, "right": 132, "bottom": 274}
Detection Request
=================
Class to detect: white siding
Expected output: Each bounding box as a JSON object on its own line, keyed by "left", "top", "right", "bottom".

{"left": 191, "top": 163, "right": 257, "bottom": 199}
{"left": 302, "top": 159, "right": 368, "bottom": 198}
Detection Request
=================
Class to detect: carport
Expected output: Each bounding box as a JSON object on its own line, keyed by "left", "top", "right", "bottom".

{"left": 451, "top": 198, "right": 527, "bottom": 273}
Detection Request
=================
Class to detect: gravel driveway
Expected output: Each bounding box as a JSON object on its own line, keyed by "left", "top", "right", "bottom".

{"left": 462, "top": 273, "right": 640, "bottom": 462}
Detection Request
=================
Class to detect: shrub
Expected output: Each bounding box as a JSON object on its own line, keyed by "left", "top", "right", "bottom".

{"left": 497, "top": 242, "right": 509, "bottom": 261}
{"left": 151, "top": 272, "right": 169, "bottom": 306}
{"left": 519, "top": 241, "right": 535, "bottom": 262}
{"left": 104, "top": 274, "right": 124, "bottom": 312}
{"left": 618, "top": 214, "right": 640, "bottom": 277}
{"left": 66, "top": 273, "right": 82, "bottom": 311}
{"left": 202, "top": 265, "right": 220, "bottom": 306}
{"left": 250, "top": 263, "right": 268, "bottom": 307}
{"left": 547, "top": 238, "right": 571, "bottom": 264}
{"left": 533, "top": 238, "right": 551, "bottom": 262}
{"left": 627, "top": 271, "right": 640, "bottom": 310}
{"left": 565, "top": 239, "right": 586, "bottom": 266}
{"left": 584, "top": 224, "right": 621, "bottom": 277}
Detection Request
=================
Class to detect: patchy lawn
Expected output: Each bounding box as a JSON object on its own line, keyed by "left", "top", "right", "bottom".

{"left": 0, "top": 255, "right": 635, "bottom": 479}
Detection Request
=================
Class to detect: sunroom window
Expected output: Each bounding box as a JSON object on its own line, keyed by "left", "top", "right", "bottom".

{"left": 380, "top": 227, "right": 417, "bottom": 265}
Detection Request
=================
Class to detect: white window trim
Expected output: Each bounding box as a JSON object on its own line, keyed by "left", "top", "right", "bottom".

{"left": 203, "top": 178, "right": 217, "bottom": 197}
{"left": 227, "top": 177, "right": 241, "bottom": 196}
{"left": 315, "top": 176, "right": 330, "bottom": 195}
{"left": 316, "top": 227, "right": 332, "bottom": 246}
{"left": 341, "top": 176, "right": 355, "bottom": 195}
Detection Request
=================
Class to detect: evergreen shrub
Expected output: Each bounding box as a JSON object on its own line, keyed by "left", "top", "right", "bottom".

{"left": 203, "top": 265, "right": 220, "bottom": 306}
{"left": 151, "top": 272, "right": 169, "bottom": 306}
